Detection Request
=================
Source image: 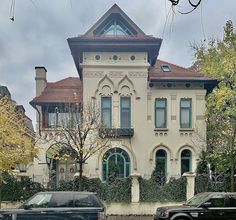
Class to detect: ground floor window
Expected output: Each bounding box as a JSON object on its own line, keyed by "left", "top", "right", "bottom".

{"left": 181, "top": 149, "right": 192, "bottom": 175}
{"left": 156, "top": 149, "right": 167, "bottom": 175}
{"left": 102, "top": 147, "right": 130, "bottom": 181}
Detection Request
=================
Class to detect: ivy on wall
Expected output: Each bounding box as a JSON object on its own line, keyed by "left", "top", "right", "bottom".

{"left": 139, "top": 177, "right": 186, "bottom": 202}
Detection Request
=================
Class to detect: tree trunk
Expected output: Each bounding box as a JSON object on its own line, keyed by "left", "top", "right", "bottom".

{"left": 230, "top": 162, "right": 234, "bottom": 192}
{"left": 78, "top": 161, "right": 83, "bottom": 191}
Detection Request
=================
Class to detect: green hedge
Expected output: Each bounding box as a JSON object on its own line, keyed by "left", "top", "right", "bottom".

{"left": 139, "top": 176, "right": 186, "bottom": 202}
{"left": 52, "top": 176, "right": 132, "bottom": 202}
{"left": 0, "top": 173, "right": 44, "bottom": 201}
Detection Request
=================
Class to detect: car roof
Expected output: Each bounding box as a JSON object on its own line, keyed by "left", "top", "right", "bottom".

{"left": 37, "top": 191, "right": 97, "bottom": 195}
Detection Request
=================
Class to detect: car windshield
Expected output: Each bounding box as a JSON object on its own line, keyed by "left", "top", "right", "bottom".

{"left": 24, "top": 193, "right": 52, "bottom": 208}
{"left": 186, "top": 193, "right": 211, "bottom": 206}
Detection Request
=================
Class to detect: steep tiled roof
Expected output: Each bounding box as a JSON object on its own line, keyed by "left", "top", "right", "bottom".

{"left": 148, "top": 59, "right": 213, "bottom": 81}
{"left": 30, "top": 77, "right": 82, "bottom": 106}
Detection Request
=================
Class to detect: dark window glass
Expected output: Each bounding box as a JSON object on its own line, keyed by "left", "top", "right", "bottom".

{"left": 208, "top": 195, "right": 225, "bottom": 207}
{"left": 101, "top": 97, "right": 112, "bottom": 128}
{"left": 102, "top": 148, "right": 130, "bottom": 181}
{"left": 120, "top": 97, "right": 131, "bottom": 128}
{"left": 50, "top": 193, "right": 74, "bottom": 207}
{"left": 181, "top": 149, "right": 192, "bottom": 175}
{"left": 180, "top": 99, "right": 192, "bottom": 128}
{"left": 229, "top": 195, "right": 236, "bottom": 207}
{"left": 156, "top": 149, "right": 167, "bottom": 175}
{"left": 155, "top": 98, "right": 167, "bottom": 128}
{"left": 25, "top": 193, "right": 52, "bottom": 208}
{"left": 74, "top": 194, "right": 100, "bottom": 207}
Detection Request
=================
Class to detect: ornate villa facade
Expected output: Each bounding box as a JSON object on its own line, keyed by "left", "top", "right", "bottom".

{"left": 29, "top": 4, "right": 217, "bottom": 186}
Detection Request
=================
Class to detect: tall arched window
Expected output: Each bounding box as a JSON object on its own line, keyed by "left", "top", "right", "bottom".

{"left": 155, "top": 149, "right": 167, "bottom": 175}
{"left": 102, "top": 148, "right": 130, "bottom": 181}
{"left": 181, "top": 149, "right": 192, "bottom": 175}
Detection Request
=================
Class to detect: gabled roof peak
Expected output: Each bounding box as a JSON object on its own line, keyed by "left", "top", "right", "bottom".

{"left": 85, "top": 4, "right": 145, "bottom": 36}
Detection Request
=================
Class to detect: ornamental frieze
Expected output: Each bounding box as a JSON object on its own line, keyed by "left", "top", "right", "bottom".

{"left": 108, "top": 71, "right": 124, "bottom": 78}
{"left": 128, "top": 71, "right": 147, "bottom": 78}
{"left": 83, "top": 71, "right": 105, "bottom": 78}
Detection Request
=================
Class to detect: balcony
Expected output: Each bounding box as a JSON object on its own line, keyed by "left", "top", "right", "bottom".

{"left": 99, "top": 128, "right": 134, "bottom": 138}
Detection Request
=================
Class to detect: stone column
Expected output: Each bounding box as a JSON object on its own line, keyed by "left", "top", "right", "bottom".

{"left": 183, "top": 172, "right": 196, "bottom": 201}
{"left": 130, "top": 172, "right": 141, "bottom": 203}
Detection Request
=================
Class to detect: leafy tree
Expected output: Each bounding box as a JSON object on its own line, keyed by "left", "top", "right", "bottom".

{"left": 0, "top": 96, "right": 37, "bottom": 173}
{"left": 47, "top": 100, "right": 111, "bottom": 190}
{"left": 193, "top": 20, "right": 236, "bottom": 191}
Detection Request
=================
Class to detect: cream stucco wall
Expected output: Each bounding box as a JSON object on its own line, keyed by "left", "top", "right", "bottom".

{"left": 29, "top": 51, "right": 207, "bottom": 185}
{"left": 80, "top": 52, "right": 207, "bottom": 180}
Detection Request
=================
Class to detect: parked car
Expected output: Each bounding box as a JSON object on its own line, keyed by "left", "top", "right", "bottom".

{"left": 154, "top": 192, "right": 236, "bottom": 220}
{"left": 0, "top": 191, "right": 106, "bottom": 220}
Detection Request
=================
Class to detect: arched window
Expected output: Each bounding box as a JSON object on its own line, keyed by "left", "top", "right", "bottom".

{"left": 46, "top": 143, "right": 77, "bottom": 186}
{"left": 155, "top": 149, "right": 167, "bottom": 175}
{"left": 102, "top": 148, "right": 130, "bottom": 181}
{"left": 181, "top": 149, "right": 192, "bottom": 175}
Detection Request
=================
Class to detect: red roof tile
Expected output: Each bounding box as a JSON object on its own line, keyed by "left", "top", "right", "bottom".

{"left": 30, "top": 77, "right": 82, "bottom": 105}
{"left": 148, "top": 59, "right": 213, "bottom": 81}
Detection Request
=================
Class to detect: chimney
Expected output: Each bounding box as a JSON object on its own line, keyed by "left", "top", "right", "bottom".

{"left": 35, "top": 66, "right": 47, "bottom": 97}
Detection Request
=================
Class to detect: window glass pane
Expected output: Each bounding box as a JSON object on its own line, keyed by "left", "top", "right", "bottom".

{"left": 156, "top": 109, "right": 166, "bottom": 128}
{"left": 26, "top": 193, "right": 52, "bottom": 208}
{"left": 102, "top": 97, "right": 111, "bottom": 108}
{"left": 101, "top": 97, "right": 111, "bottom": 128}
{"left": 181, "top": 150, "right": 191, "bottom": 157}
{"left": 181, "top": 109, "right": 190, "bottom": 128}
{"left": 50, "top": 193, "right": 73, "bottom": 207}
{"left": 181, "top": 159, "right": 190, "bottom": 174}
{"left": 156, "top": 150, "right": 167, "bottom": 174}
{"left": 121, "top": 97, "right": 130, "bottom": 108}
{"left": 208, "top": 197, "right": 225, "bottom": 207}
{"left": 156, "top": 100, "right": 166, "bottom": 108}
{"left": 121, "top": 111, "right": 130, "bottom": 128}
{"left": 121, "top": 97, "right": 130, "bottom": 128}
{"left": 48, "top": 113, "right": 56, "bottom": 127}
{"left": 103, "top": 148, "right": 130, "bottom": 181}
{"left": 74, "top": 194, "right": 100, "bottom": 207}
{"left": 229, "top": 195, "right": 236, "bottom": 207}
{"left": 181, "top": 100, "right": 191, "bottom": 107}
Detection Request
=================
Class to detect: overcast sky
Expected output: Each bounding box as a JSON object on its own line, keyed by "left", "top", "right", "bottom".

{"left": 0, "top": 0, "right": 236, "bottom": 128}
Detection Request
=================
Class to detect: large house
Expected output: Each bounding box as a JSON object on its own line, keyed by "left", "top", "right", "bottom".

{"left": 29, "top": 4, "right": 217, "bottom": 186}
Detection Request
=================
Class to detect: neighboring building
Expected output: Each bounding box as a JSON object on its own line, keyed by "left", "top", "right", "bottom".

{"left": 29, "top": 4, "right": 217, "bottom": 186}
{"left": 0, "top": 85, "right": 35, "bottom": 174}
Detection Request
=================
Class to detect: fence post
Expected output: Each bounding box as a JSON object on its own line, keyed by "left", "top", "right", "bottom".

{"left": 183, "top": 172, "right": 196, "bottom": 201}
{"left": 130, "top": 172, "right": 141, "bottom": 203}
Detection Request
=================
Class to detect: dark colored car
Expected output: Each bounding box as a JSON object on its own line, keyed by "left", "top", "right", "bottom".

{"left": 154, "top": 192, "right": 236, "bottom": 220}
{"left": 0, "top": 191, "right": 106, "bottom": 220}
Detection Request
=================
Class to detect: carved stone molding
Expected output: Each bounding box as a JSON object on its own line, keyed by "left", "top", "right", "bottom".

{"left": 83, "top": 71, "right": 104, "bottom": 78}
{"left": 128, "top": 71, "right": 146, "bottom": 78}
{"left": 109, "top": 71, "right": 124, "bottom": 78}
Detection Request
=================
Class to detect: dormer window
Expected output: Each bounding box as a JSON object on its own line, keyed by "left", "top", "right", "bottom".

{"left": 161, "top": 65, "right": 171, "bottom": 72}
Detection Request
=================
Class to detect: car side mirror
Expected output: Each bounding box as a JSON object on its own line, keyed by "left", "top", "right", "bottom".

{"left": 202, "top": 202, "right": 212, "bottom": 208}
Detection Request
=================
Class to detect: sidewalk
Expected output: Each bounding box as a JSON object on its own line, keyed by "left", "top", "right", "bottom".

{"left": 108, "top": 216, "right": 153, "bottom": 220}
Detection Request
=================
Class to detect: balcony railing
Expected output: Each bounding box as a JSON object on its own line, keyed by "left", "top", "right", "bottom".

{"left": 99, "top": 128, "right": 134, "bottom": 138}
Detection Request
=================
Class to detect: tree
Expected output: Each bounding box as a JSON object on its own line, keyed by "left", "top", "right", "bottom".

{"left": 46, "top": 100, "right": 111, "bottom": 190}
{"left": 193, "top": 20, "right": 236, "bottom": 191}
{"left": 0, "top": 96, "right": 36, "bottom": 173}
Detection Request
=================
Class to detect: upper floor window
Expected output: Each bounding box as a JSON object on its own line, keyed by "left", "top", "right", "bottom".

{"left": 101, "top": 97, "right": 112, "bottom": 128}
{"left": 120, "top": 97, "right": 131, "bottom": 128}
{"left": 155, "top": 98, "right": 167, "bottom": 128}
{"left": 180, "top": 98, "right": 192, "bottom": 128}
{"left": 43, "top": 105, "right": 79, "bottom": 128}
{"left": 97, "top": 19, "right": 135, "bottom": 36}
